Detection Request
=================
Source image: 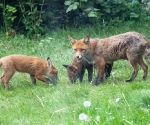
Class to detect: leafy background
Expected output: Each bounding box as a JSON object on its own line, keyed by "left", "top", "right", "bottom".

{"left": 0, "top": 0, "right": 150, "bottom": 38}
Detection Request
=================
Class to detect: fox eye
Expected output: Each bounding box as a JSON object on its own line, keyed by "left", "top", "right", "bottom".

{"left": 74, "top": 49, "right": 77, "bottom": 52}
{"left": 81, "top": 49, "right": 85, "bottom": 51}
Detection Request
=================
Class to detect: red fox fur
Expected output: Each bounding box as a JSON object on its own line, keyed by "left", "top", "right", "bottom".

{"left": 63, "top": 57, "right": 113, "bottom": 83}
{"left": 69, "top": 32, "right": 150, "bottom": 85}
{"left": 0, "top": 54, "right": 58, "bottom": 90}
{"left": 63, "top": 57, "right": 93, "bottom": 83}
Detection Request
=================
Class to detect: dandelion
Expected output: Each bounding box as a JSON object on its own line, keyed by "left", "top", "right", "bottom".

{"left": 83, "top": 101, "right": 91, "bottom": 107}
{"left": 95, "top": 115, "right": 100, "bottom": 122}
{"left": 122, "top": 116, "right": 126, "bottom": 120}
{"left": 79, "top": 113, "right": 87, "bottom": 121}
{"left": 115, "top": 98, "right": 120, "bottom": 102}
{"left": 79, "top": 113, "right": 90, "bottom": 121}
{"left": 111, "top": 71, "right": 116, "bottom": 76}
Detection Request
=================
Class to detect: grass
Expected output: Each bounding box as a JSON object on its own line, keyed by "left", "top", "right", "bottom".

{"left": 0, "top": 21, "right": 150, "bottom": 125}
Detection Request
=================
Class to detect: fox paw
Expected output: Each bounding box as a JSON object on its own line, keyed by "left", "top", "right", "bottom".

{"left": 126, "top": 79, "right": 132, "bottom": 82}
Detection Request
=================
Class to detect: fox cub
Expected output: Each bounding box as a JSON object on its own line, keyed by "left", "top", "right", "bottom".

{"left": 0, "top": 54, "right": 58, "bottom": 90}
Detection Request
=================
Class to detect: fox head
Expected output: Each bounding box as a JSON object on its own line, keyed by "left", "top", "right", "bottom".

{"left": 46, "top": 57, "right": 58, "bottom": 84}
{"left": 63, "top": 65, "right": 78, "bottom": 83}
{"left": 68, "top": 34, "right": 90, "bottom": 62}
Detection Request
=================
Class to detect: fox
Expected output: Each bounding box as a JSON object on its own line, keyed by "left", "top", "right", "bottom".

{"left": 0, "top": 54, "right": 58, "bottom": 90}
{"left": 63, "top": 57, "right": 113, "bottom": 83}
{"left": 63, "top": 57, "right": 93, "bottom": 83}
{"left": 68, "top": 31, "right": 150, "bottom": 85}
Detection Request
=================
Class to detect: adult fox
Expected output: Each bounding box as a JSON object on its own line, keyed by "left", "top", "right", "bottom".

{"left": 0, "top": 54, "right": 58, "bottom": 90}
{"left": 69, "top": 32, "right": 150, "bottom": 85}
{"left": 63, "top": 57, "right": 113, "bottom": 83}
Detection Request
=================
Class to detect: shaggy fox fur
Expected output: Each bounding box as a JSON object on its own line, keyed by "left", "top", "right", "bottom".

{"left": 0, "top": 54, "right": 58, "bottom": 90}
{"left": 69, "top": 31, "right": 150, "bottom": 85}
{"left": 63, "top": 57, "right": 113, "bottom": 83}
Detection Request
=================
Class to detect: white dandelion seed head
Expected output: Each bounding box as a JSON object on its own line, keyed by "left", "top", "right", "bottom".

{"left": 111, "top": 71, "right": 116, "bottom": 75}
{"left": 79, "top": 113, "right": 90, "bottom": 121}
{"left": 113, "top": 84, "right": 115, "bottom": 86}
{"left": 83, "top": 101, "right": 91, "bottom": 107}
{"left": 95, "top": 115, "right": 100, "bottom": 122}
{"left": 115, "top": 98, "right": 120, "bottom": 102}
{"left": 79, "top": 113, "right": 87, "bottom": 121}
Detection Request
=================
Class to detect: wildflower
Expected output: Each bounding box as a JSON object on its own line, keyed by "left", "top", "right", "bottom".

{"left": 111, "top": 71, "right": 116, "bottom": 77}
{"left": 95, "top": 115, "right": 100, "bottom": 122}
{"left": 79, "top": 113, "right": 90, "bottom": 121}
{"left": 115, "top": 98, "right": 120, "bottom": 102}
{"left": 83, "top": 101, "right": 91, "bottom": 107}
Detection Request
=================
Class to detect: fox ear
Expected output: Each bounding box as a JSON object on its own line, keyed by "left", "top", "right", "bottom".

{"left": 63, "top": 65, "right": 68, "bottom": 69}
{"left": 68, "top": 66, "right": 78, "bottom": 72}
{"left": 47, "top": 57, "right": 52, "bottom": 68}
{"left": 68, "top": 35, "right": 76, "bottom": 45}
{"left": 84, "top": 34, "right": 90, "bottom": 44}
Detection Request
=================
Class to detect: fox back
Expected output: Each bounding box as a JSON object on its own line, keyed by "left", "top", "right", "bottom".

{"left": 69, "top": 32, "right": 149, "bottom": 63}
{"left": 0, "top": 54, "right": 58, "bottom": 90}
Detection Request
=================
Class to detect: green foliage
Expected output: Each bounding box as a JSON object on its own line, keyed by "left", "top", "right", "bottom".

{"left": 0, "top": 0, "right": 150, "bottom": 38}
{"left": 1, "top": 4, "right": 17, "bottom": 37}
{"left": 18, "top": 0, "right": 46, "bottom": 39}
{"left": 3, "top": 5, "right": 17, "bottom": 29}
{"left": 65, "top": 0, "right": 98, "bottom": 17}
{"left": 65, "top": 0, "right": 150, "bottom": 24}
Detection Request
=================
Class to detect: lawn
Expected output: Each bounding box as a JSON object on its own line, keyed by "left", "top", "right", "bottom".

{"left": 0, "top": 21, "right": 150, "bottom": 125}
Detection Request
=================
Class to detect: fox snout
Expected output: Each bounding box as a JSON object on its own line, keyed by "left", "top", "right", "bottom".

{"left": 51, "top": 78, "right": 58, "bottom": 85}
{"left": 76, "top": 55, "right": 82, "bottom": 60}
{"left": 45, "top": 71, "right": 58, "bottom": 84}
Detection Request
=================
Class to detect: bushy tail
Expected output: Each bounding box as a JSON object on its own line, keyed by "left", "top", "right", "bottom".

{"left": 144, "top": 42, "right": 150, "bottom": 64}
{"left": 0, "top": 59, "right": 3, "bottom": 67}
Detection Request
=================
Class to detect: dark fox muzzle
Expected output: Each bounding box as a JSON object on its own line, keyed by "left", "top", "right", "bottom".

{"left": 76, "top": 55, "right": 82, "bottom": 61}
{"left": 47, "top": 77, "right": 58, "bottom": 85}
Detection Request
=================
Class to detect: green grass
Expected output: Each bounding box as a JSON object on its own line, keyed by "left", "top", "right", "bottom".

{"left": 0, "top": 21, "right": 150, "bottom": 125}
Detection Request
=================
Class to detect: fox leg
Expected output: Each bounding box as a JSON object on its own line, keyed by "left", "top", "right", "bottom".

{"left": 35, "top": 75, "right": 50, "bottom": 84}
{"left": 126, "top": 59, "right": 138, "bottom": 82}
{"left": 30, "top": 74, "right": 36, "bottom": 84}
{"left": 79, "top": 67, "right": 85, "bottom": 82}
{"left": 137, "top": 57, "right": 148, "bottom": 80}
{"left": 87, "top": 65, "right": 93, "bottom": 82}
{"left": 126, "top": 51, "right": 139, "bottom": 82}
{"left": 94, "top": 61, "right": 105, "bottom": 85}
{"left": 1, "top": 72, "right": 5, "bottom": 87}
{"left": 1, "top": 70, "right": 15, "bottom": 90}
{"left": 105, "top": 63, "right": 113, "bottom": 78}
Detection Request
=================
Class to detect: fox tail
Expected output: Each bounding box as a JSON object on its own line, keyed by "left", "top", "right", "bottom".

{"left": 144, "top": 42, "right": 150, "bottom": 64}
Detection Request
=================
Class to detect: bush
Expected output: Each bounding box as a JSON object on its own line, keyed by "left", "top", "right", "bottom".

{"left": 0, "top": 0, "right": 150, "bottom": 38}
